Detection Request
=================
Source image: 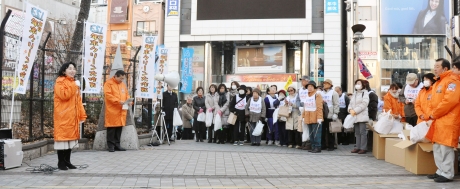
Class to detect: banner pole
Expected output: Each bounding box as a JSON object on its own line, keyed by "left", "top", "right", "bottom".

{"left": 80, "top": 20, "right": 86, "bottom": 139}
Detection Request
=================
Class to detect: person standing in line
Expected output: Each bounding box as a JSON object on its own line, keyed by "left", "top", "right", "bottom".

{"left": 414, "top": 73, "right": 436, "bottom": 124}
{"left": 181, "top": 95, "right": 195, "bottom": 140}
{"left": 245, "top": 87, "right": 253, "bottom": 143}
{"left": 205, "top": 84, "right": 219, "bottom": 143}
{"left": 335, "top": 86, "right": 352, "bottom": 145}
{"left": 319, "top": 79, "right": 339, "bottom": 151}
{"left": 193, "top": 87, "right": 206, "bottom": 142}
{"left": 426, "top": 59, "right": 460, "bottom": 183}
{"left": 215, "top": 84, "right": 230, "bottom": 144}
{"left": 264, "top": 86, "right": 280, "bottom": 146}
{"left": 277, "top": 89, "right": 288, "bottom": 147}
{"left": 229, "top": 85, "right": 248, "bottom": 146}
{"left": 399, "top": 73, "right": 423, "bottom": 126}
{"left": 162, "top": 85, "right": 178, "bottom": 141}
{"left": 348, "top": 79, "right": 370, "bottom": 154}
{"left": 227, "top": 81, "right": 240, "bottom": 143}
{"left": 54, "top": 62, "right": 87, "bottom": 170}
{"left": 286, "top": 86, "right": 302, "bottom": 148}
{"left": 295, "top": 75, "right": 312, "bottom": 150}
{"left": 104, "top": 70, "right": 129, "bottom": 152}
{"left": 245, "top": 88, "right": 266, "bottom": 146}
{"left": 301, "top": 81, "right": 323, "bottom": 153}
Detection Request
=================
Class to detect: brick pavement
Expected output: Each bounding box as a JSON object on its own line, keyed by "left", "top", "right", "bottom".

{"left": 0, "top": 140, "right": 459, "bottom": 188}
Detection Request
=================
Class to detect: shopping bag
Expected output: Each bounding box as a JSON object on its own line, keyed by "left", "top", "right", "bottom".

{"left": 343, "top": 115, "right": 356, "bottom": 129}
{"left": 389, "top": 120, "right": 403, "bottom": 134}
{"left": 273, "top": 108, "right": 279, "bottom": 124}
{"left": 252, "top": 121, "right": 264, "bottom": 136}
{"left": 197, "top": 112, "right": 205, "bottom": 122}
{"left": 410, "top": 121, "right": 430, "bottom": 143}
{"left": 173, "top": 108, "right": 183, "bottom": 126}
{"left": 205, "top": 111, "right": 213, "bottom": 127}
{"left": 374, "top": 110, "right": 394, "bottom": 134}
{"left": 227, "top": 112, "right": 237, "bottom": 125}
{"left": 329, "top": 120, "right": 342, "bottom": 133}
{"left": 297, "top": 117, "right": 304, "bottom": 132}
{"left": 301, "top": 123, "right": 310, "bottom": 142}
{"left": 278, "top": 105, "right": 290, "bottom": 117}
{"left": 214, "top": 114, "right": 222, "bottom": 131}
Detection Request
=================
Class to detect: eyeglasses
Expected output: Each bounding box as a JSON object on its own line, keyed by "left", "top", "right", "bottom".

{"left": 288, "top": 90, "right": 294, "bottom": 92}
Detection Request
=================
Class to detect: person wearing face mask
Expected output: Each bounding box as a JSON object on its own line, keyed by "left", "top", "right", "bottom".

{"left": 425, "top": 59, "right": 460, "bottom": 183}
{"left": 319, "top": 79, "right": 340, "bottom": 151}
{"left": 286, "top": 86, "right": 302, "bottom": 149}
{"left": 227, "top": 81, "right": 240, "bottom": 143}
{"left": 383, "top": 83, "right": 405, "bottom": 121}
{"left": 348, "top": 79, "right": 370, "bottom": 154}
{"left": 205, "top": 84, "right": 219, "bottom": 143}
{"left": 229, "top": 85, "right": 249, "bottom": 146}
{"left": 264, "top": 86, "right": 281, "bottom": 146}
{"left": 245, "top": 87, "right": 253, "bottom": 143}
{"left": 193, "top": 87, "right": 206, "bottom": 142}
{"left": 414, "top": 73, "right": 436, "bottom": 124}
{"left": 301, "top": 81, "right": 323, "bottom": 153}
{"left": 295, "top": 75, "right": 312, "bottom": 150}
{"left": 277, "top": 89, "right": 288, "bottom": 146}
{"left": 54, "top": 62, "right": 87, "bottom": 170}
{"left": 181, "top": 95, "right": 195, "bottom": 140}
{"left": 214, "top": 84, "right": 230, "bottom": 144}
{"left": 245, "top": 88, "right": 266, "bottom": 146}
{"left": 399, "top": 73, "right": 424, "bottom": 126}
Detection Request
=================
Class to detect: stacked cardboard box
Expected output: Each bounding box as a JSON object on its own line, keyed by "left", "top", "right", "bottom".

{"left": 368, "top": 125, "right": 399, "bottom": 160}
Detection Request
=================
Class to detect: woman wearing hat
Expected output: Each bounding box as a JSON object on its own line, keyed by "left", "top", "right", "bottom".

{"left": 229, "top": 85, "right": 249, "bottom": 146}
{"left": 348, "top": 79, "right": 370, "bottom": 154}
{"left": 286, "top": 85, "right": 302, "bottom": 148}
{"left": 301, "top": 81, "right": 324, "bottom": 153}
{"left": 245, "top": 88, "right": 266, "bottom": 146}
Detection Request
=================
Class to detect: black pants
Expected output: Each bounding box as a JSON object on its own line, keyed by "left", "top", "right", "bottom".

{"left": 245, "top": 126, "right": 251, "bottom": 142}
{"left": 278, "top": 121, "right": 288, "bottom": 145}
{"left": 233, "top": 120, "right": 246, "bottom": 142}
{"left": 321, "top": 119, "right": 335, "bottom": 149}
{"left": 216, "top": 129, "right": 226, "bottom": 143}
{"left": 288, "top": 130, "right": 302, "bottom": 146}
{"left": 207, "top": 124, "right": 215, "bottom": 142}
{"left": 107, "top": 126, "right": 123, "bottom": 149}
{"left": 183, "top": 128, "right": 193, "bottom": 140}
{"left": 226, "top": 125, "right": 234, "bottom": 143}
{"left": 165, "top": 119, "right": 173, "bottom": 140}
{"left": 193, "top": 121, "right": 206, "bottom": 140}
{"left": 405, "top": 116, "right": 418, "bottom": 127}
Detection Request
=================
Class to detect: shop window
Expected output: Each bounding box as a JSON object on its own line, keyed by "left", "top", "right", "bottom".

{"left": 358, "top": 6, "right": 371, "bottom": 21}
{"left": 135, "top": 21, "right": 157, "bottom": 36}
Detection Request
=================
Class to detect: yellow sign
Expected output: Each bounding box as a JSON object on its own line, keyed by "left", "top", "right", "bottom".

{"left": 284, "top": 75, "right": 292, "bottom": 90}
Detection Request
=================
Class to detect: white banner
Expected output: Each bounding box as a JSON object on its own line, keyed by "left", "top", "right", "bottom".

{"left": 82, "top": 22, "right": 107, "bottom": 93}
{"left": 14, "top": 3, "right": 48, "bottom": 94}
{"left": 136, "top": 35, "right": 158, "bottom": 98}
{"left": 154, "top": 46, "right": 168, "bottom": 99}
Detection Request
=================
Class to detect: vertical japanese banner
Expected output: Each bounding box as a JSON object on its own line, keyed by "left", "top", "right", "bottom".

{"left": 136, "top": 35, "right": 157, "bottom": 98}
{"left": 180, "top": 48, "right": 194, "bottom": 94}
{"left": 154, "top": 46, "right": 168, "bottom": 99}
{"left": 83, "top": 22, "right": 107, "bottom": 93}
{"left": 14, "top": 3, "right": 48, "bottom": 94}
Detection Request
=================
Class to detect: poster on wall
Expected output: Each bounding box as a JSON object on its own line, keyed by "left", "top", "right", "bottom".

{"left": 166, "top": 0, "right": 180, "bottom": 17}
{"left": 309, "top": 43, "right": 324, "bottom": 82}
{"left": 380, "top": 0, "right": 450, "bottom": 35}
{"left": 235, "top": 44, "right": 286, "bottom": 74}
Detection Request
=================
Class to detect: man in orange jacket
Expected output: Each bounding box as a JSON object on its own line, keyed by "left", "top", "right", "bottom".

{"left": 104, "top": 70, "right": 130, "bottom": 152}
{"left": 426, "top": 58, "right": 460, "bottom": 183}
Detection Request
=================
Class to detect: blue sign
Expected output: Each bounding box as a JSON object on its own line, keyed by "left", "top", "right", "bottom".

{"left": 180, "top": 48, "right": 194, "bottom": 94}
{"left": 167, "top": 0, "right": 179, "bottom": 17}
{"left": 325, "top": 0, "right": 339, "bottom": 14}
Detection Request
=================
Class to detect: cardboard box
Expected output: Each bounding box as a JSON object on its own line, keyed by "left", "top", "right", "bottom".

{"left": 385, "top": 138, "right": 405, "bottom": 167}
{"left": 371, "top": 129, "right": 399, "bottom": 160}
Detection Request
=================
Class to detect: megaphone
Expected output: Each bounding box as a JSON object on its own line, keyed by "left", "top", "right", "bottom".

{"left": 154, "top": 71, "right": 180, "bottom": 88}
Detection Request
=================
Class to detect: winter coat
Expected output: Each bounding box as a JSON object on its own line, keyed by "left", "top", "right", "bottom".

{"left": 368, "top": 91, "right": 379, "bottom": 121}
{"left": 205, "top": 93, "right": 219, "bottom": 115}
{"left": 348, "top": 89, "right": 370, "bottom": 123}
{"left": 245, "top": 97, "right": 266, "bottom": 123}
{"left": 399, "top": 83, "right": 423, "bottom": 118}
{"left": 229, "top": 95, "right": 248, "bottom": 122}
{"left": 181, "top": 103, "right": 194, "bottom": 128}
{"left": 214, "top": 92, "right": 230, "bottom": 126}
{"left": 426, "top": 71, "right": 460, "bottom": 148}
{"left": 383, "top": 92, "right": 405, "bottom": 119}
{"left": 104, "top": 77, "right": 129, "bottom": 127}
{"left": 53, "top": 76, "right": 87, "bottom": 141}
{"left": 286, "top": 94, "right": 301, "bottom": 130}
{"left": 302, "top": 93, "right": 323, "bottom": 124}
{"left": 414, "top": 86, "right": 432, "bottom": 124}
{"left": 162, "top": 91, "right": 178, "bottom": 120}
{"left": 320, "top": 89, "right": 340, "bottom": 119}
{"left": 192, "top": 96, "right": 206, "bottom": 119}
{"left": 338, "top": 93, "right": 350, "bottom": 121}
{"left": 264, "top": 95, "right": 280, "bottom": 118}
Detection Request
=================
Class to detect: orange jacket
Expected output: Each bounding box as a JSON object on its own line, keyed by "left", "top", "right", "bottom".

{"left": 414, "top": 86, "right": 432, "bottom": 124}
{"left": 53, "top": 76, "right": 87, "bottom": 141}
{"left": 104, "top": 77, "right": 129, "bottom": 127}
{"left": 383, "top": 92, "right": 405, "bottom": 119}
{"left": 426, "top": 71, "right": 460, "bottom": 147}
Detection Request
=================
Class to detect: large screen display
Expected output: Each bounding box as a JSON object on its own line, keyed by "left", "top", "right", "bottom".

{"left": 235, "top": 44, "right": 286, "bottom": 74}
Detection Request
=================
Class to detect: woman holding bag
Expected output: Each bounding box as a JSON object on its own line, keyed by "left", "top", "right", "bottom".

{"left": 181, "top": 95, "right": 195, "bottom": 140}
{"left": 193, "top": 87, "right": 206, "bottom": 142}
{"left": 245, "top": 88, "right": 266, "bottom": 146}
{"left": 348, "top": 79, "right": 370, "bottom": 154}
{"left": 229, "top": 85, "right": 248, "bottom": 146}
{"left": 205, "top": 84, "right": 219, "bottom": 143}
{"left": 286, "top": 86, "right": 302, "bottom": 149}
{"left": 215, "top": 84, "right": 230, "bottom": 144}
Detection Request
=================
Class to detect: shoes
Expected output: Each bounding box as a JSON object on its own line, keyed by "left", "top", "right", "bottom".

{"left": 427, "top": 173, "right": 440, "bottom": 179}
{"left": 358, "top": 150, "right": 367, "bottom": 154}
{"left": 288, "top": 145, "right": 293, "bottom": 148}
{"left": 115, "top": 146, "right": 126, "bottom": 151}
{"left": 57, "top": 150, "right": 68, "bottom": 170}
{"left": 295, "top": 146, "right": 301, "bottom": 149}
{"left": 108, "top": 148, "right": 115, "bottom": 152}
{"left": 327, "top": 148, "right": 334, "bottom": 151}
{"left": 234, "top": 141, "right": 238, "bottom": 146}
{"left": 434, "top": 175, "right": 453, "bottom": 183}
{"left": 282, "top": 145, "right": 287, "bottom": 147}
{"left": 321, "top": 146, "right": 327, "bottom": 150}
{"left": 302, "top": 144, "right": 312, "bottom": 150}
{"left": 63, "top": 149, "right": 77, "bottom": 169}
{"left": 196, "top": 139, "right": 199, "bottom": 142}
{"left": 208, "top": 140, "right": 212, "bottom": 143}
{"left": 200, "top": 139, "right": 204, "bottom": 142}
{"left": 251, "top": 143, "right": 256, "bottom": 146}
{"left": 257, "top": 143, "right": 260, "bottom": 146}
{"left": 245, "top": 140, "right": 251, "bottom": 143}
{"left": 268, "top": 140, "right": 273, "bottom": 146}
{"left": 311, "top": 148, "right": 321, "bottom": 153}
{"left": 351, "top": 149, "right": 360, "bottom": 153}
{"left": 239, "top": 141, "right": 244, "bottom": 146}
{"left": 213, "top": 140, "right": 217, "bottom": 143}
{"left": 275, "top": 141, "right": 281, "bottom": 146}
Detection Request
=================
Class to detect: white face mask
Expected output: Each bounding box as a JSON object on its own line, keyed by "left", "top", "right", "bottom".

{"left": 423, "top": 80, "right": 431, "bottom": 87}
{"left": 238, "top": 90, "right": 245, "bottom": 95}
{"left": 231, "top": 85, "right": 237, "bottom": 90}
{"left": 355, "top": 85, "right": 362, "bottom": 90}
{"left": 278, "top": 94, "right": 285, "bottom": 100}
{"left": 397, "top": 89, "right": 402, "bottom": 93}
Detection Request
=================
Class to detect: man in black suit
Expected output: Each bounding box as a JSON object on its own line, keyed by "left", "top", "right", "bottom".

{"left": 162, "top": 85, "right": 178, "bottom": 141}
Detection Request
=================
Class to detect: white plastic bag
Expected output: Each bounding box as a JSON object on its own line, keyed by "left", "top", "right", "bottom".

{"left": 410, "top": 121, "right": 430, "bottom": 143}
{"left": 205, "top": 111, "right": 213, "bottom": 127}
{"left": 272, "top": 108, "right": 279, "bottom": 124}
{"left": 214, "top": 114, "right": 222, "bottom": 131}
{"left": 389, "top": 120, "right": 403, "bottom": 134}
{"left": 173, "top": 108, "right": 183, "bottom": 126}
{"left": 343, "top": 115, "right": 356, "bottom": 129}
{"left": 374, "top": 110, "right": 394, "bottom": 134}
{"left": 301, "top": 123, "right": 310, "bottom": 142}
{"left": 252, "top": 121, "right": 264, "bottom": 136}
{"left": 197, "top": 112, "right": 205, "bottom": 122}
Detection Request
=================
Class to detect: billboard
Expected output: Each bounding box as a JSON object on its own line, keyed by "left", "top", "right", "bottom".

{"left": 380, "top": 0, "right": 450, "bottom": 35}
{"left": 235, "top": 44, "right": 286, "bottom": 74}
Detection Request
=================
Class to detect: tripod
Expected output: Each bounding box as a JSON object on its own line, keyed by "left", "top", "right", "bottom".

{"left": 149, "top": 111, "right": 170, "bottom": 145}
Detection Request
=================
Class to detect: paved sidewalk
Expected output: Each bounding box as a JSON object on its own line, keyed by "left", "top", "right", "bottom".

{"left": 0, "top": 140, "right": 458, "bottom": 188}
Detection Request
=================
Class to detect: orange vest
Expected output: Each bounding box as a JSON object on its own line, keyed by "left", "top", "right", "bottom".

{"left": 104, "top": 77, "right": 129, "bottom": 127}
{"left": 53, "top": 76, "right": 87, "bottom": 141}
{"left": 414, "top": 86, "right": 432, "bottom": 124}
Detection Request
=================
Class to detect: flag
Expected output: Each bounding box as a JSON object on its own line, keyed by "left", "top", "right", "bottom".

{"left": 136, "top": 35, "right": 158, "bottom": 98}
{"left": 180, "top": 48, "right": 194, "bottom": 94}
{"left": 284, "top": 75, "right": 293, "bottom": 90}
{"left": 358, "top": 58, "right": 373, "bottom": 79}
{"left": 82, "top": 21, "right": 107, "bottom": 93}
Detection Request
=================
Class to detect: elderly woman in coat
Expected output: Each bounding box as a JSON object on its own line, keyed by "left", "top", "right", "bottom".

{"left": 214, "top": 84, "right": 230, "bottom": 144}
{"left": 301, "top": 81, "right": 323, "bottom": 153}
{"left": 285, "top": 85, "right": 302, "bottom": 149}
{"left": 348, "top": 79, "right": 370, "bottom": 154}
{"left": 245, "top": 88, "right": 266, "bottom": 146}
{"left": 205, "top": 84, "right": 219, "bottom": 143}
{"left": 181, "top": 95, "right": 195, "bottom": 140}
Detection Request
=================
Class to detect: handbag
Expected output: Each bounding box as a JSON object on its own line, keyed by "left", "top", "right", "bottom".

{"left": 173, "top": 108, "right": 183, "bottom": 126}
{"left": 227, "top": 112, "right": 237, "bottom": 125}
{"left": 329, "top": 120, "right": 342, "bottom": 133}
{"left": 252, "top": 121, "right": 264, "bottom": 136}
{"left": 197, "top": 112, "right": 205, "bottom": 122}
{"left": 278, "top": 105, "right": 290, "bottom": 117}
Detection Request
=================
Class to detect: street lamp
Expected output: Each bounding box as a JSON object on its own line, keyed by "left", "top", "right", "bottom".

{"left": 352, "top": 24, "right": 366, "bottom": 83}
{"left": 313, "top": 41, "right": 321, "bottom": 84}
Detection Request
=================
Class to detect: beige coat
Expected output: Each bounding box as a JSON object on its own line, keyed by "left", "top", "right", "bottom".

{"left": 286, "top": 94, "right": 300, "bottom": 130}
{"left": 245, "top": 97, "right": 266, "bottom": 122}
{"left": 302, "top": 93, "right": 324, "bottom": 124}
{"left": 181, "top": 103, "right": 194, "bottom": 128}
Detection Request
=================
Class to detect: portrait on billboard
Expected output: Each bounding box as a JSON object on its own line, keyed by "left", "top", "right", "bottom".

{"left": 235, "top": 44, "right": 286, "bottom": 74}
{"left": 381, "top": 0, "right": 450, "bottom": 35}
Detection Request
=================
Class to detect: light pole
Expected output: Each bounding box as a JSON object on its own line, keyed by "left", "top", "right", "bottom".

{"left": 314, "top": 41, "right": 321, "bottom": 84}
{"left": 352, "top": 24, "right": 366, "bottom": 82}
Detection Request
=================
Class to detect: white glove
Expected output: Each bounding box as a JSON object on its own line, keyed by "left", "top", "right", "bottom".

{"left": 75, "top": 80, "right": 81, "bottom": 87}
{"left": 317, "top": 119, "right": 322, "bottom": 124}
{"left": 332, "top": 114, "right": 338, "bottom": 121}
{"left": 265, "top": 118, "right": 268, "bottom": 122}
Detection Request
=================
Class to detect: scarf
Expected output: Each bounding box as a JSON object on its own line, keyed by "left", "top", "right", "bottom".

{"left": 218, "top": 92, "right": 227, "bottom": 107}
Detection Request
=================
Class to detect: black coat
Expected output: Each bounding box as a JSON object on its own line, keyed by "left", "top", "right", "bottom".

{"left": 368, "top": 91, "right": 379, "bottom": 121}
{"left": 162, "top": 91, "right": 178, "bottom": 120}
{"left": 192, "top": 96, "right": 206, "bottom": 118}
{"left": 412, "top": 9, "right": 446, "bottom": 34}
{"left": 229, "top": 95, "right": 248, "bottom": 122}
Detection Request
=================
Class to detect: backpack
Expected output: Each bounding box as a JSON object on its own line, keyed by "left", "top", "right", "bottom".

{"left": 315, "top": 94, "right": 329, "bottom": 118}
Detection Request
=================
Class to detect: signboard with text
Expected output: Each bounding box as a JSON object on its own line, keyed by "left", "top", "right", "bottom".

{"left": 167, "top": 0, "right": 180, "bottom": 17}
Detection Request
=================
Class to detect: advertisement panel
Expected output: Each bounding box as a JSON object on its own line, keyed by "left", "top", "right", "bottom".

{"left": 310, "top": 43, "right": 324, "bottom": 81}
{"left": 110, "top": 0, "right": 128, "bottom": 23}
{"left": 166, "top": 0, "right": 179, "bottom": 17}
{"left": 380, "top": 0, "right": 450, "bottom": 35}
{"left": 235, "top": 44, "right": 286, "bottom": 74}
